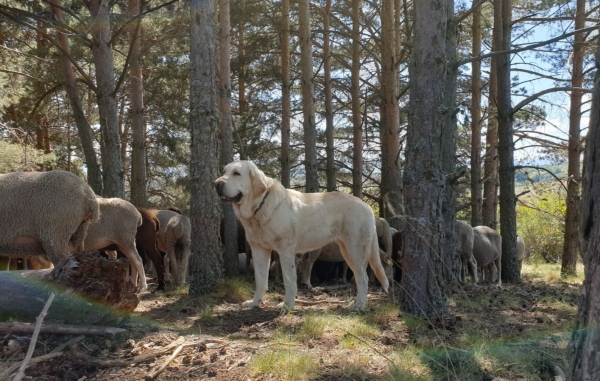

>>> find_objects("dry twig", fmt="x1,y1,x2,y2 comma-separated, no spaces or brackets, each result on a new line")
0,322,126,336
12,292,55,381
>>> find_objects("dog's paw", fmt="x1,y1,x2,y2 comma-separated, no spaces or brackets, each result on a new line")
276,302,295,312
349,302,366,312
242,300,261,309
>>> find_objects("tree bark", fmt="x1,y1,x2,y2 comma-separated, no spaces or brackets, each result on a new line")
402,0,456,317
324,0,336,192
497,0,519,283
127,0,147,208
380,0,402,229
568,34,600,381
561,0,584,277
218,0,238,276
351,0,362,198
281,0,291,189
299,0,319,193
189,0,224,294
0,251,138,325
470,4,483,227
482,1,500,230
88,0,124,198
49,0,102,195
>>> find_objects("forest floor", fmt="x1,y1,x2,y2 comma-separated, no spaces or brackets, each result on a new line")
0,262,583,381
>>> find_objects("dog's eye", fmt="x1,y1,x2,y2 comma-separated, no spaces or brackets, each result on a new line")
233,171,241,176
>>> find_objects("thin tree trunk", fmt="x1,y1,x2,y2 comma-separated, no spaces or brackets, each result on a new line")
402,0,456,317
470,4,483,227
128,0,147,208
324,0,336,192
218,0,238,276
497,0,519,283
561,0,584,277
568,34,600,381
88,0,124,198
351,0,362,198
482,11,500,230
380,0,402,229
238,28,247,115
189,0,223,294
281,0,291,188
49,0,102,195
299,0,319,193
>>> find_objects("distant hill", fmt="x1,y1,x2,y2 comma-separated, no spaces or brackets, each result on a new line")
515,162,568,185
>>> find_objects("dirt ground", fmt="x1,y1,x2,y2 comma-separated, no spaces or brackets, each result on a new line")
0,270,582,381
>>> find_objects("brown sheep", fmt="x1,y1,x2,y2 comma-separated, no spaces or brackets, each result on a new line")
102,208,166,291
0,170,99,265
83,198,147,291
151,209,192,285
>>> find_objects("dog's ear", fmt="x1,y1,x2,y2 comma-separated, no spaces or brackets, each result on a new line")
249,167,267,198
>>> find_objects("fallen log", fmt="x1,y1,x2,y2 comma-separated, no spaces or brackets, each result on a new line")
0,251,139,325
0,322,126,335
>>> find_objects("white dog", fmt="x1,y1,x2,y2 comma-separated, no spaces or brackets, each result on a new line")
214,161,389,311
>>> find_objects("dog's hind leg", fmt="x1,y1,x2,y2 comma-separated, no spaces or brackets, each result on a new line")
337,240,369,311
242,246,271,309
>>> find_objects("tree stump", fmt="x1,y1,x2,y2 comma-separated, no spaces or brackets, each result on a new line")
0,251,139,325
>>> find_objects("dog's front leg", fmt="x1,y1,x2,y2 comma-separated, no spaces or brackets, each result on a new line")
242,246,271,308
278,251,298,310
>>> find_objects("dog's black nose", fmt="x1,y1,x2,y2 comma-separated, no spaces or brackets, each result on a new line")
214,179,224,194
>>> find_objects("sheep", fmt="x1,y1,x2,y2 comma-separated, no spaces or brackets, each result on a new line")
376,217,393,258
0,170,99,265
517,235,526,265
83,197,148,292
472,225,502,286
299,241,393,289
456,220,478,284
151,209,192,285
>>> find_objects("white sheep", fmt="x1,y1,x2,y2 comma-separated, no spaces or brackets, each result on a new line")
83,197,148,292
456,220,477,284
151,209,192,285
0,170,99,264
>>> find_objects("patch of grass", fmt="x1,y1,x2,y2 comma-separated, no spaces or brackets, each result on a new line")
248,349,318,381
214,278,253,303
402,314,425,330
386,349,432,381
367,302,401,326
521,260,584,283
421,347,485,381
296,313,328,340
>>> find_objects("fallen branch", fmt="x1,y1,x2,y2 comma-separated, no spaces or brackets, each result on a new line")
0,352,63,380
0,322,126,336
311,284,351,292
70,337,227,368
13,292,55,381
295,298,349,305
50,335,85,354
145,341,198,380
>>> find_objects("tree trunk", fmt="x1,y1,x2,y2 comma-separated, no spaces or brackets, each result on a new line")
380,0,402,229
497,0,519,283
299,0,319,193
470,4,483,228
568,34,600,381
127,0,147,208
482,4,500,230
402,0,456,317
561,0,584,277
0,251,138,325
189,0,224,294
218,0,238,276
324,0,336,192
351,0,362,198
238,28,247,115
281,0,291,189
50,0,103,195
88,0,124,198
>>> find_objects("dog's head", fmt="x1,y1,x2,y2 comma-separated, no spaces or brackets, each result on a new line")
214,161,269,219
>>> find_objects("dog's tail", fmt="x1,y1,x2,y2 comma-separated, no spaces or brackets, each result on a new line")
368,233,390,293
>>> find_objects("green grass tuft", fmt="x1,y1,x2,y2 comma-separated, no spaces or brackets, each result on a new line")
248,349,318,381
214,278,253,303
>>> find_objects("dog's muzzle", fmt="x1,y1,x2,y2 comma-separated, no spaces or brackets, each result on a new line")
214,179,242,203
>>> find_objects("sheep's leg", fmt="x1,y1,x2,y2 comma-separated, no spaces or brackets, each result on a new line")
41,240,69,268
167,245,180,285
178,241,191,284
117,242,148,292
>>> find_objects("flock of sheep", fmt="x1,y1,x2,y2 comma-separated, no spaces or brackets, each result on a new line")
0,170,525,294
0,170,191,292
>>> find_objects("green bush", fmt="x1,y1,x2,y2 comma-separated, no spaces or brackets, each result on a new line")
516,191,565,263
0,141,56,174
